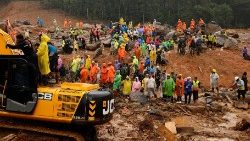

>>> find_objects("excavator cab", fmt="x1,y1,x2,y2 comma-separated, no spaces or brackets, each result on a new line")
0,56,38,113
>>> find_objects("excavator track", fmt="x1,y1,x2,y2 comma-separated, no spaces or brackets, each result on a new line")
0,119,87,141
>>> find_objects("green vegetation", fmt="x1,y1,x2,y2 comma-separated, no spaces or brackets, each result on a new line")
2,0,250,27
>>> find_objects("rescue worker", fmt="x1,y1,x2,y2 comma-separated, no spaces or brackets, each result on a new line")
113,70,122,95
210,69,219,93
242,72,248,97
107,62,116,86
122,76,132,96
182,22,187,32
142,74,149,96
85,55,91,70
134,45,141,60
141,41,148,57
80,66,89,83
192,77,201,103
184,77,193,104
118,44,127,62
132,77,141,93
198,18,205,26
101,63,108,86
37,34,51,84
89,61,99,83
147,75,156,98
150,47,157,65
176,19,183,31
163,74,175,102
175,74,184,103
7,34,38,88
70,56,81,82
233,77,245,103
64,18,68,28
190,19,196,31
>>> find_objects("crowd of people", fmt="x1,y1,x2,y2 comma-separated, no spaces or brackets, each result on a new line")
3,17,249,104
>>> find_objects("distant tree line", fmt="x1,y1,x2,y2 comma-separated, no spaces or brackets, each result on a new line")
4,0,250,28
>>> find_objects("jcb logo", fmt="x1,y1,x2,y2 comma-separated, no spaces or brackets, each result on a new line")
103,99,115,115
38,93,53,101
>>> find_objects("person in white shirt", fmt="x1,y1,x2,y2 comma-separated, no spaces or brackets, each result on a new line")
147,75,156,98
210,69,219,93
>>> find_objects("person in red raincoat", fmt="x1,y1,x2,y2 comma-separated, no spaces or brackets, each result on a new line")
107,62,116,85
175,74,184,103
176,19,182,31
190,19,196,30
89,61,99,83
118,45,127,62
80,66,89,83
134,45,141,60
101,63,108,85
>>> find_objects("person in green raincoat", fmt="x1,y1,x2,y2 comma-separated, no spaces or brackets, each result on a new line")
113,70,122,92
122,76,132,96
163,74,176,102
141,42,148,57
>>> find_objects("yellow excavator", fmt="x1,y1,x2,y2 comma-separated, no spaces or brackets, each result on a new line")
0,29,114,126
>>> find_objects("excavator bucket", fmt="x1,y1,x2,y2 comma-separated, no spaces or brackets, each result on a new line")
0,29,15,55
0,29,23,55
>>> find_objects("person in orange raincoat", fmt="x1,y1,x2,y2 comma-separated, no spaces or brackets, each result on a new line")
175,74,184,103
118,44,127,62
101,63,108,85
176,19,182,31
190,19,196,30
79,21,84,28
68,19,72,28
89,61,99,83
146,36,152,44
64,18,68,28
182,22,187,32
80,66,89,83
134,45,141,60
139,61,145,74
107,62,116,84
198,18,205,26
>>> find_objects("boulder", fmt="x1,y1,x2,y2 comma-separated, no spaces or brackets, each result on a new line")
165,122,177,134
86,42,101,51
224,37,238,49
206,22,222,34
157,125,177,141
129,92,148,103
234,102,249,110
235,119,250,131
154,25,169,35
165,31,176,40
102,38,111,48
216,35,228,46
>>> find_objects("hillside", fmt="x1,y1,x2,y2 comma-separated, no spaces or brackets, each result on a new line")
0,1,80,26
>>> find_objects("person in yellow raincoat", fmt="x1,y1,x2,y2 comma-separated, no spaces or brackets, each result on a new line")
122,76,132,96
150,47,157,65
85,55,91,70
37,34,51,76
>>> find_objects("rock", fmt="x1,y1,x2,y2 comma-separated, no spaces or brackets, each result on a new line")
86,42,101,51
176,126,195,134
102,38,111,48
235,119,250,131
47,27,56,33
154,25,168,35
165,122,177,134
206,23,222,34
0,134,17,141
216,35,228,46
129,92,148,103
166,31,176,39
186,105,206,113
224,37,238,49
234,102,249,110
157,125,177,141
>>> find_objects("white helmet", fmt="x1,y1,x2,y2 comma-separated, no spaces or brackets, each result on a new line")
235,76,239,81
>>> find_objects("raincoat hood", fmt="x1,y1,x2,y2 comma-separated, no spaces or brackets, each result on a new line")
41,34,50,43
